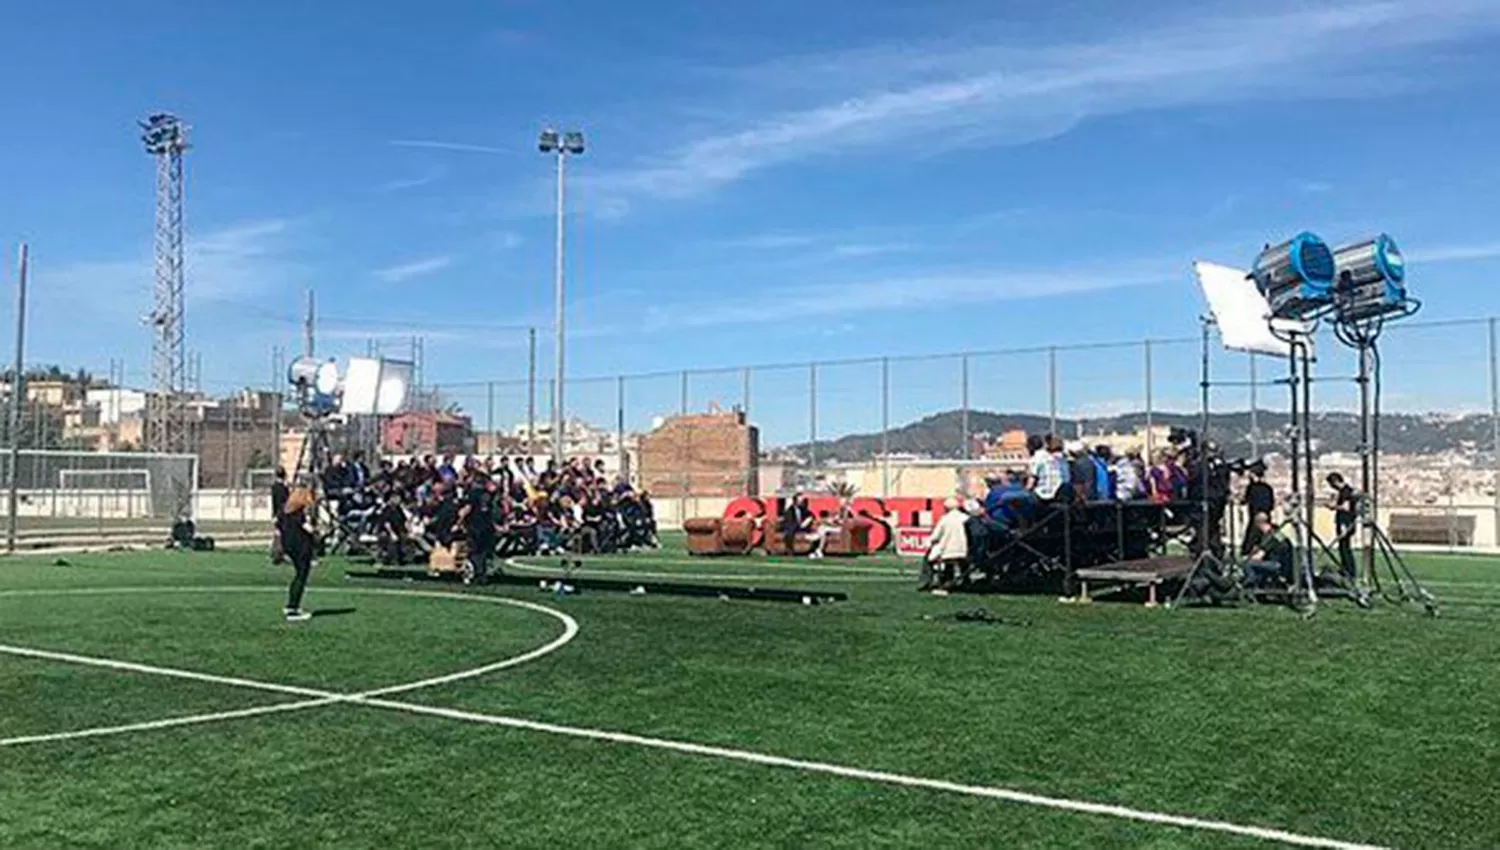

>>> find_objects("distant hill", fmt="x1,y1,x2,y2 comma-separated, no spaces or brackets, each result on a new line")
782,409,1495,463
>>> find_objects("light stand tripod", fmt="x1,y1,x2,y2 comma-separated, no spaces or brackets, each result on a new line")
1334,318,1439,616
1172,316,1233,606
1271,326,1332,616
290,414,346,551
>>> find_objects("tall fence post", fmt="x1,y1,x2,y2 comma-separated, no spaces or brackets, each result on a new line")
1249,351,1259,459
680,370,690,524
961,354,971,460
809,363,819,475
1047,346,1058,438
741,367,752,421
1490,317,1498,544
6,243,28,553
616,375,626,486
486,381,495,452
527,328,537,460
1144,340,1155,461
881,357,891,498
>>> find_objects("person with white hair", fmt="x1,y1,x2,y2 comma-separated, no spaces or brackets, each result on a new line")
921,496,970,592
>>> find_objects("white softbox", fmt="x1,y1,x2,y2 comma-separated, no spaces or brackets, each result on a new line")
340,357,413,415
1194,261,1306,358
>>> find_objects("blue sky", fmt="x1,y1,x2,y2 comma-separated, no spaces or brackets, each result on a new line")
4,0,1500,444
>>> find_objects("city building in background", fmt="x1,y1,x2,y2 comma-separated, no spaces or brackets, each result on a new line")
638,407,758,498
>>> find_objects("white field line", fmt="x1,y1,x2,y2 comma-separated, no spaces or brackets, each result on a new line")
0,698,341,747
352,696,1388,850
0,587,578,746
0,585,1393,849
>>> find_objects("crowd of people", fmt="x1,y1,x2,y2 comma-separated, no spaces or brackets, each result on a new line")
918,433,1207,591
277,451,658,587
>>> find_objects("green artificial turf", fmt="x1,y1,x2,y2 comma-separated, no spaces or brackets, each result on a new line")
0,544,1496,849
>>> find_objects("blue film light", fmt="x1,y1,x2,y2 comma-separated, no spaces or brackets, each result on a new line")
1332,234,1410,322
1250,231,1336,320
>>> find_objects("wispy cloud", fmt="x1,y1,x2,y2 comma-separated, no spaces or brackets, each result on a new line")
378,166,448,192
830,242,913,258
583,1,1500,209
1408,241,1500,264
37,218,300,314
633,263,1169,332
373,255,454,283
388,139,511,155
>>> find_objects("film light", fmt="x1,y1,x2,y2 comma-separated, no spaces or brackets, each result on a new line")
1332,234,1408,322
288,356,341,416
1250,232,1336,320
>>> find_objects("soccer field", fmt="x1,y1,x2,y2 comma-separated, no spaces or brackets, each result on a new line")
1,543,1497,849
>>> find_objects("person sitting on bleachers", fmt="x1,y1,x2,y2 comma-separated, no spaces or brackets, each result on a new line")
1091,445,1116,501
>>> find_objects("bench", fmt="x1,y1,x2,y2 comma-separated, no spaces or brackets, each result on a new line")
1074,555,1197,607
1388,513,1474,546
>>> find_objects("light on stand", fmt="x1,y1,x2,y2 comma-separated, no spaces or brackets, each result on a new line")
1331,234,1413,324
1251,232,1336,321
288,356,340,416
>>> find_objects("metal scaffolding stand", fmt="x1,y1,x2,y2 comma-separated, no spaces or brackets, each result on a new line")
1334,319,1439,616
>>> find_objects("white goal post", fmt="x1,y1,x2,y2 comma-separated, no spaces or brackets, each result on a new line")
58,469,153,493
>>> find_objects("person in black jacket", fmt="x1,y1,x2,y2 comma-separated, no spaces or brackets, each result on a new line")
1239,463,1274,555
269,467,289,565
279,487,318,622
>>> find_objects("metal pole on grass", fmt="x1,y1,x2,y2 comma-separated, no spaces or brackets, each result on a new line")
881,357,890,498
961,354,971,460
6,244,29,553
527,327,537,460
1490,318,1499,543
1144,340,1154,461
1047,346,1058,437
809,363,819,473
1249,352,1260,459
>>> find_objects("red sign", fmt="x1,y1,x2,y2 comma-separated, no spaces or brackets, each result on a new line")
721,496,956,554
895,527,932,558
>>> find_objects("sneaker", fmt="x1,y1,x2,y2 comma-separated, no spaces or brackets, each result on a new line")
284,609,312,623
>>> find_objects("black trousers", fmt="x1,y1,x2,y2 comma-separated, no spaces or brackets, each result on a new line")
1335,524,1357,581
286,540,314,611
467,531,495,580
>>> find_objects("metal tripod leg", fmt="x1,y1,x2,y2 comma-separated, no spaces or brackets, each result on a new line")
1366,521,1440,616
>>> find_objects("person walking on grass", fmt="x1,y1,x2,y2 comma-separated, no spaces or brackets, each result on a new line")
280,486,318,623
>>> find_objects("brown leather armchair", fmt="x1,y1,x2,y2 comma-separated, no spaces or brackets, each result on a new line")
684,517,755,556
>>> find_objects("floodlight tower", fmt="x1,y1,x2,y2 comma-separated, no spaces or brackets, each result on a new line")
538,128,584,466
141,113,190,454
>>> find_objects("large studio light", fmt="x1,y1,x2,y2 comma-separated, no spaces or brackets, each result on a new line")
1250,232,1336,321
288,356,341,416
1332,234,1410,323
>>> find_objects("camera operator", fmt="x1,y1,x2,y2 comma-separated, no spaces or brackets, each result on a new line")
1326,473,1359,582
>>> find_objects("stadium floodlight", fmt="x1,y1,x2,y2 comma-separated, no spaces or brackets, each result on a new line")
139,113,189,155
539,127,585,465
1332,234,1412,323
1250,231,1336,321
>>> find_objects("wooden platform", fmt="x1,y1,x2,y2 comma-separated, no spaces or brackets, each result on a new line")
1074,555,1196,607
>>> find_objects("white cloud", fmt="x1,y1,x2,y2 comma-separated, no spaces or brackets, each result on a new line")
635,263,1170,332
583,1,1500,208
830,242,913,258
373,255,453,283
378,166,448,192
388,139,511,155
1408,241,1500,264
36,218,299,314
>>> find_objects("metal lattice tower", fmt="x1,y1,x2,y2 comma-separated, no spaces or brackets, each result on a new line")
141,113,190,454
